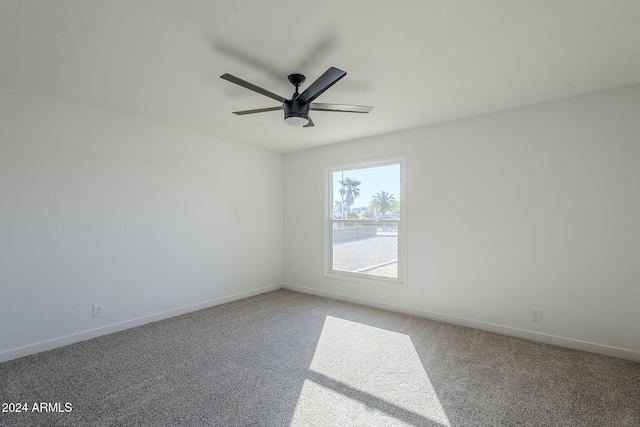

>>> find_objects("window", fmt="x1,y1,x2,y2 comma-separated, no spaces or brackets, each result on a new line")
324,155,407,287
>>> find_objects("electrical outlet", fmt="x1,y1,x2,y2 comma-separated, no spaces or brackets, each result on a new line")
531,308,542,322
92,304,103,318
292,270,298,280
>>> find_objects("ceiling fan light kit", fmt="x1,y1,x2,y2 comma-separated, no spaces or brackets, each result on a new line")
284,116,309,127
221,66,372,128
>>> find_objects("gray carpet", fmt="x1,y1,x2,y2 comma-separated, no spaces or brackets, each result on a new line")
1,289,639,426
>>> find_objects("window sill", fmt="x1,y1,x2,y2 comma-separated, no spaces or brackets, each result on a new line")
323,270,407,289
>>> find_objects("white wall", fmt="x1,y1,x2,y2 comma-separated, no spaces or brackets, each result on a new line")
283,85,640,361
2,82,638,364
0,85,283,362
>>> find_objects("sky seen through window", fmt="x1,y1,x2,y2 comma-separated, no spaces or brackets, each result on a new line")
332,164,400,213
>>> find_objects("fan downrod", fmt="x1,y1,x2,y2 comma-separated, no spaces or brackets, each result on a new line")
288,73,306,96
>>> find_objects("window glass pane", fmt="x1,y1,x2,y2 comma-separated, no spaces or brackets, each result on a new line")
332,222,398,279
328,159,403,283
332,164,400,220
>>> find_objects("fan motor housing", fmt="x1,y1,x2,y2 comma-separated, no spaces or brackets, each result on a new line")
284,100,310,121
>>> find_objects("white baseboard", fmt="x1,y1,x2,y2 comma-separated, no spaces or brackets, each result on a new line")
0,284,282,363
282,283,640,363
5,283,638,364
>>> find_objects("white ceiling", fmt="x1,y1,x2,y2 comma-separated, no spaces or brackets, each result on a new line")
1,1,639,153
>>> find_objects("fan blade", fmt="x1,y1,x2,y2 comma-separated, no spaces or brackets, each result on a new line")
221,73,288,103
310,103,373,113
303,116,315,127
232,106,283,115
296,67,347,104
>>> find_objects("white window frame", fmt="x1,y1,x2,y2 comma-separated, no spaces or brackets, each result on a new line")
323,154,407,288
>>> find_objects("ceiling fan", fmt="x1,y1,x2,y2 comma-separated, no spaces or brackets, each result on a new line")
220,67,372,127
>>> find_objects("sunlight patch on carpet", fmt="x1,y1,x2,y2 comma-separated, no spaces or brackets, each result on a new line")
289,316,451,426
